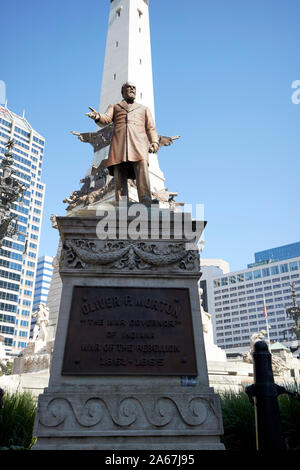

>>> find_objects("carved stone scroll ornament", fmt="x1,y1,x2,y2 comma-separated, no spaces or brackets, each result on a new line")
60,239,198,271
36,393,221,432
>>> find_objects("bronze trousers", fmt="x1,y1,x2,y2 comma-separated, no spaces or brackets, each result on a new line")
113,160,152,205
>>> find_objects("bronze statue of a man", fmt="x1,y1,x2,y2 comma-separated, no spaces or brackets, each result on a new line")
86,82,159,205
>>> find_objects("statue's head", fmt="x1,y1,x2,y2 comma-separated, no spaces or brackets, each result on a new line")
121,82,136,101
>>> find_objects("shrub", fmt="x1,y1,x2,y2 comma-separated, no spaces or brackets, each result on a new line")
219,382,300,450
278,382,300,451
0,390,37,450
219,389,256,450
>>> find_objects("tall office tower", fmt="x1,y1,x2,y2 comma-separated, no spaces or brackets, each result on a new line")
91,0,165,193
30,256,53,338
210,245,300,353
0,105,46,356
33,256,54,310
200,259,230,313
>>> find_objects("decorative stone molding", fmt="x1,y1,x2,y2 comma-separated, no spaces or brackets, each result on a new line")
23,353,51,373
12,339,54,375
60,239,199,273
35,389,223,436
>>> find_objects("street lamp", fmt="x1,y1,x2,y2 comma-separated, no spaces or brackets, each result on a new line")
0,139,26,246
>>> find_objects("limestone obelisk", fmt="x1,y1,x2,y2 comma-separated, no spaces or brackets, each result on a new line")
92,0,165,192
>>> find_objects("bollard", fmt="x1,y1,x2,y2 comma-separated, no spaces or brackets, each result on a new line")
245,341,286,450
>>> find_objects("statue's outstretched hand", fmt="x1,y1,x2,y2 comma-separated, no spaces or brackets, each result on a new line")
71,131,85,142
85,106,100,121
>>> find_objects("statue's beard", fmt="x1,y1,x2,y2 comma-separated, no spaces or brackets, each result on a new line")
123,92,136,103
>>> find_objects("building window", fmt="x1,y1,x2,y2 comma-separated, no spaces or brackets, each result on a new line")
262,267,270,277
114,74,116,80
254,270,261,279
280,264,289,274
289,261,298,271
271,265,279,275
245,272,253,281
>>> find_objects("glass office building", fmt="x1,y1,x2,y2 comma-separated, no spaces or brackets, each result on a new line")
30,256,53,338
0,105,45,356
33,256,54,311
254,242,300,264
212,250,300,352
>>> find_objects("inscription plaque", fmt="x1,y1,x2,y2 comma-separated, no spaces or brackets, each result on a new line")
62,286,198,375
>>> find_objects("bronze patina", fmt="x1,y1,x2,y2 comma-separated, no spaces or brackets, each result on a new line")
62,286,198,376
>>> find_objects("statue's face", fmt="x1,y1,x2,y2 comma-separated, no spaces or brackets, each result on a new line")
122,83,136,101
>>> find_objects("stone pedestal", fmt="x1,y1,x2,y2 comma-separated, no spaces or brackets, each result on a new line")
33,207,224,450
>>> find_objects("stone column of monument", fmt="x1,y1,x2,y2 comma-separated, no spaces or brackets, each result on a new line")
93,0,165,192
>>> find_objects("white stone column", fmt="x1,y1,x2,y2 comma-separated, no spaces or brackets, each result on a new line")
92,0,165,191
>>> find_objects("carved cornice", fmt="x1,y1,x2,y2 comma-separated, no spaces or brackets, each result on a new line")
60,239,199,273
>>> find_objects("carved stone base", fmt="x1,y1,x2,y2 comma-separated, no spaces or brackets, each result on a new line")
12,340,54,375
33,385,224,450
33,210,224,450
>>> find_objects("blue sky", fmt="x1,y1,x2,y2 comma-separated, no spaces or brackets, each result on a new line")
0,0,299,272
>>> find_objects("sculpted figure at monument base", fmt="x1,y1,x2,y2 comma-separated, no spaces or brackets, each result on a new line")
12,305,53,375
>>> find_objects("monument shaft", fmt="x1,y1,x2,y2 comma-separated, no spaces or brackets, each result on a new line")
93,0,165,190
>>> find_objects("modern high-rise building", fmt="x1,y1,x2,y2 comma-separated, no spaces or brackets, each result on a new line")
33,256,54,310
200,259,230,313
30,256,53,339
253,242,300,265
210,245,300,353
0,105,46,356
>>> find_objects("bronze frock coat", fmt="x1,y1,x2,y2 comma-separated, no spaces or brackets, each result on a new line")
95,100,159,177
